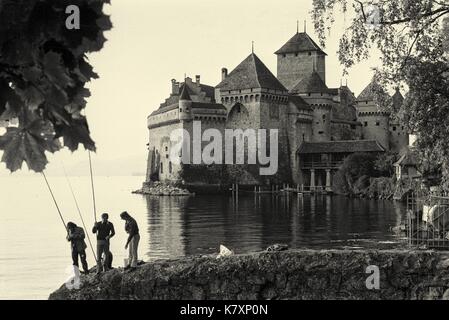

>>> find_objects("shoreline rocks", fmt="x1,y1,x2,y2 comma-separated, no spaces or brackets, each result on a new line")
49,249,449,300
133,182,193,196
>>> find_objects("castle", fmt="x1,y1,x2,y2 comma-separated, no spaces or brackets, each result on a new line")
145,30,408,190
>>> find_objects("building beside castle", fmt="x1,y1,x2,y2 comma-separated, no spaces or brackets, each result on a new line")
145,30,409,190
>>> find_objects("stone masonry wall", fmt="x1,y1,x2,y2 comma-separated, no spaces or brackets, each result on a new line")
49,249,449,300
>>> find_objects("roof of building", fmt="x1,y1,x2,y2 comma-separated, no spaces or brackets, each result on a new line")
297,140,385,154
289,71,330,94
158,80,216,109
392,88,404,109
216,53,287,91
150,104,179,116
289,95,312,111
357,79,390,102
275,32,326,55
179,83,191,100
394,149,418,167
149,101,226,117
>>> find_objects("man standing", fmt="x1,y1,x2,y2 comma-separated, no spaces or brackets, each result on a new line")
120,211,140,271
92,213,115,274
66,222,89,274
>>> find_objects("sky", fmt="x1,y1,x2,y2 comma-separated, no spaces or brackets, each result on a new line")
0,0,381,176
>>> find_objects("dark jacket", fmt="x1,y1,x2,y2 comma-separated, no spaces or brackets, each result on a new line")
67,226,87,252
92,221,115,241
125,217,139,242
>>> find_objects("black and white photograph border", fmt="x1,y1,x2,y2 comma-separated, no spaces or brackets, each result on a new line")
0,0,449,307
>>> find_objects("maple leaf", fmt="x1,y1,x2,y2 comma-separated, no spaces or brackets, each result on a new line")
43,51,73,88
0,118,60,172
0,0,111,172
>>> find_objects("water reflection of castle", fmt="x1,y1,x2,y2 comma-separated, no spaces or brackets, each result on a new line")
144,195,404,258
145,30,409,189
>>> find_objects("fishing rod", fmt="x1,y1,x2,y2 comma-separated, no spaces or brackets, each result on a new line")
42,171,67,231
61,163,98,262
88,151,97,223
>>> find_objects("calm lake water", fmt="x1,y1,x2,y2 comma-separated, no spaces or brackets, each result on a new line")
0,176,407,299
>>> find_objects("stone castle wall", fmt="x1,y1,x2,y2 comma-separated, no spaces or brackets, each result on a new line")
277,52,325,90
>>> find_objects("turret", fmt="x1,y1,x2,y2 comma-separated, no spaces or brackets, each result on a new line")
290,71,332,142
179,84,193,121
356,80,391,150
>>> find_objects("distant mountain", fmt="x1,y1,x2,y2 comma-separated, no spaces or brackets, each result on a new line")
0,153,147,177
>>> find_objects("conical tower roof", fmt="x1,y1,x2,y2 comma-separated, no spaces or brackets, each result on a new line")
357,79,389,102
289,71,329,94
179,83,191,101
275,32,326,55
392,88,404,109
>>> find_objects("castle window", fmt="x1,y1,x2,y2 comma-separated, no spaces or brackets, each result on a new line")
364,121,368,127
166,154,169,159
318,131,324,135
351,125,356,130
376,121,380,126
393,126,397,131
180,108,182,112
283,54,286,58
308,52,312,56
160,162,163,174
322,114,326,120
169,162,172,173
165,146,168,152
308,93,311,96
295,52,298,57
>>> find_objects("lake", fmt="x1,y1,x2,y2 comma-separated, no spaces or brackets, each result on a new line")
0,176,406,299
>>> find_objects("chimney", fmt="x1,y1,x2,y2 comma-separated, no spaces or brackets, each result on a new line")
221,68,228,81
171,79,179,95
195,75,200,85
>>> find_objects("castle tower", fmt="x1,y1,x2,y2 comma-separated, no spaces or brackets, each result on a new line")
215,52,291,183
290,71,332,142
389,88,409,152
356,80,391,150
275,31,327,91
178,84,193,121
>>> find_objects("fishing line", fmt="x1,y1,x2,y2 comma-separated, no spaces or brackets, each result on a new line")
88,151,97,223
61,163,98,262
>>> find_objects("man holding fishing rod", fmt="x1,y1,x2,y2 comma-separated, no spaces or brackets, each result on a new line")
92,213,115,274
66,222,90,275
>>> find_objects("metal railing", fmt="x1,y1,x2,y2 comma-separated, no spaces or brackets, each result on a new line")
407,193,449,249
300,161,343,169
